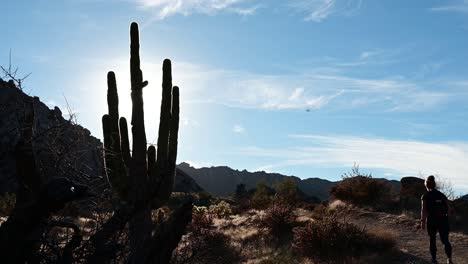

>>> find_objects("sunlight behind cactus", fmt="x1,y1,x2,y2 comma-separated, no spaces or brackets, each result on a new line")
101,22,186,263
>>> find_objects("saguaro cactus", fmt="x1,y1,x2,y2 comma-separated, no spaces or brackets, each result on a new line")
101,22,184,263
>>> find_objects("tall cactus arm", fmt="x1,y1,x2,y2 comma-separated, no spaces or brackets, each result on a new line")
107,72,122,155
119,117,131,167
129,22,148,197
168,86,180,174
130,21,148,159
103,72,128,199
156,59,172,168
130,22,148,90
157,86,179,200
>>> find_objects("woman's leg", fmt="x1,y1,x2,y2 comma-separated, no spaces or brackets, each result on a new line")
439,219,452,259
429,232,437,260
428,223,438,261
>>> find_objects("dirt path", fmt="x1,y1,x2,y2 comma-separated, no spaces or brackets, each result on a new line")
353,210,468,264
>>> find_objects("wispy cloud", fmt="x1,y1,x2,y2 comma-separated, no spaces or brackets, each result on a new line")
80,55,460,114
430,0,468,13
134,0,260,19
131,0,364,21
239,135,468,193
289,0,362,22
233,124,246,133
171,61,454,112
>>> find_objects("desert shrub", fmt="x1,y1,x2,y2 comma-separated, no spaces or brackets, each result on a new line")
172,205,241,264
195,191,213,206
258,203,296,240
232,198,251,215
330,166,392,209
0,192,16,216
192,206,213,228
309,203,331,221
209,201,232,218
235,183,248,200
251,182,274,209
274,179,299,206
233,183,251,214
292,213,396,263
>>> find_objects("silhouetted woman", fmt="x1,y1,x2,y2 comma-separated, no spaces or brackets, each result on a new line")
421,175,453,264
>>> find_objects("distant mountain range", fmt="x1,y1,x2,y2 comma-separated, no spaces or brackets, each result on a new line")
177,162,401,201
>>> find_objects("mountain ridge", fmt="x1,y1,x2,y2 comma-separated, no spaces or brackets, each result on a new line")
177,162,401,201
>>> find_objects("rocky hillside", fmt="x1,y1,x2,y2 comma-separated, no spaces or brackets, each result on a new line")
0,79,202,195
0,79,104,194
177,162,401,201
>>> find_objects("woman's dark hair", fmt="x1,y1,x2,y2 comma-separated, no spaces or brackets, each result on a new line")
425,175,436,190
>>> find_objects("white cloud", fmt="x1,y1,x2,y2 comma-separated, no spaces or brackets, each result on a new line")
184,160,213,168
289,0,362,22
238,135,468,193
233,124,246,133
134,0,259,19
430,1,468,13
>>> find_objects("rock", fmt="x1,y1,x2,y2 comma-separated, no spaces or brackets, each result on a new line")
400,176,425,212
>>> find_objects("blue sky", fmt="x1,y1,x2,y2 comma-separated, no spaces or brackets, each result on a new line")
2,0,468,194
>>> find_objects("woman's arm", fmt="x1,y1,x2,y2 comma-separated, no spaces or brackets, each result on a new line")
421,199,427,230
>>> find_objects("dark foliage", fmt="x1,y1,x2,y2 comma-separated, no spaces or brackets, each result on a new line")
330,166,393,209
292,213,396,263
258,203,296,241
172,208,241,264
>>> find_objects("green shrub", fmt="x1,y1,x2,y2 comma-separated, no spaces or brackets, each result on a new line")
209,201,232,218
235,183,248,200
251,182,273,209
274,179,299,206
330,166,392,208
195,191,213,206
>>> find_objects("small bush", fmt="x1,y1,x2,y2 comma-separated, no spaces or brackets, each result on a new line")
292,213,396,262
235,183,248,200
191,206,213,230
258,203,296,240
172,205,241,264
195,191,213,206
209,201,232,218
0,192,16,216
231,198,250,215
274,179,299,206
251,182,274,209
